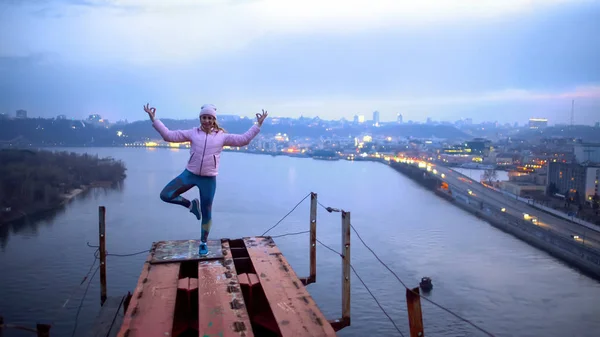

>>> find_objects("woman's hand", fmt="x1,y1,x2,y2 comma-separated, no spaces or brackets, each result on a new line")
144,103,156,122
256,109,268,126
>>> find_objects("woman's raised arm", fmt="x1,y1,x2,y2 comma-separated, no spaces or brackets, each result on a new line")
145,103,192,143
223,109,268,146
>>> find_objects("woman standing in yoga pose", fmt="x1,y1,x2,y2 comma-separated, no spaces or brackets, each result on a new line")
144,103,268,255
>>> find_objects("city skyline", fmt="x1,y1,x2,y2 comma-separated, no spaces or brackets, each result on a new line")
6,107,599,129
1,0,599,124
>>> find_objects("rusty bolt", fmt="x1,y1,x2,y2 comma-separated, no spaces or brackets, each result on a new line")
233,321,246,332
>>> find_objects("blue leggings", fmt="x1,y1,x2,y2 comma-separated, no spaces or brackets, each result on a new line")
160,169,216,242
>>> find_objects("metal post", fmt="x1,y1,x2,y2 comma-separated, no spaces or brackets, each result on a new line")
330,210,352,331
99,206,107,305
309,192,317,284
341,210,351,326
406,287,424,337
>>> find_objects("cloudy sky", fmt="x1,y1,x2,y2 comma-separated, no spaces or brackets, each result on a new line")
1,0,599,124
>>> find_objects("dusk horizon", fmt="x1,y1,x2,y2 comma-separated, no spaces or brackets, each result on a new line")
2,0,599,125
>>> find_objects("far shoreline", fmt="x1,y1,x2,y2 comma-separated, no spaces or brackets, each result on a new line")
0,181,120,227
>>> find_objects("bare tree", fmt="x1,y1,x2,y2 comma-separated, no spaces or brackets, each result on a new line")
482,168,498,185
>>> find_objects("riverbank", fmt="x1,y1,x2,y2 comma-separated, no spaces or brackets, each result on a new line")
0,149,126,226
388,160,600,281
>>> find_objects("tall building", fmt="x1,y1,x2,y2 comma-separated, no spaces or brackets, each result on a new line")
528,118,548,129
465,138,492,156
397,113,403,124
547,162,599,203
372,111,380,126
16,109,27,118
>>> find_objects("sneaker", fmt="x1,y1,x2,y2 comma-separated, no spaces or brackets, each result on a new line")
189,198,201,220
199,242,209,256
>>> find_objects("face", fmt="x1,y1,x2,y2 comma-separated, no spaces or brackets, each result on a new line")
200,115,215,128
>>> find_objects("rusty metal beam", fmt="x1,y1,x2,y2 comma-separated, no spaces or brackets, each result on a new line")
116,255,180,337
406,287,425,337
245,237,337,336
99,206,107,306
197,240,253,337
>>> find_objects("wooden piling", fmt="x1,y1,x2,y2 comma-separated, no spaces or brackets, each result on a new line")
99,206,107,306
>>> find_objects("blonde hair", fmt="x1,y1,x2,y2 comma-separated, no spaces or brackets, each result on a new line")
213,120,226,133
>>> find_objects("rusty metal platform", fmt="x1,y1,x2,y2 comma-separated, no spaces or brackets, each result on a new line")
115,236,339,337
150,239,223,264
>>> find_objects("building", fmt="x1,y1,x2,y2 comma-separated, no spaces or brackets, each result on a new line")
500,181,546,197
464,138,492,156
574,143,600,164
509,170,547,186
528,118,548,129
88,114,102,123
396,113,403,124
494,152,520,166
584,167,600,204
437,153,474,165
372,111,380,126
16,109,27,119
547,162,599,203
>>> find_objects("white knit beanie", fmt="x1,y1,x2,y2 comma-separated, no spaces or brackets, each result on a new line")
200,104,217,118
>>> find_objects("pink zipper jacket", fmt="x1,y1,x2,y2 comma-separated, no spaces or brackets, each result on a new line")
152,119,261,176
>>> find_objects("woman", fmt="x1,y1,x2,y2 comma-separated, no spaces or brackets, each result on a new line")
144,103,268,256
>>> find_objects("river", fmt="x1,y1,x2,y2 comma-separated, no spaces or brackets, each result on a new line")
1,148,599,337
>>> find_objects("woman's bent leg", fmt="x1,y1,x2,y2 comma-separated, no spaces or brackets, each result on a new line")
197,177,217,252
159,170,195,208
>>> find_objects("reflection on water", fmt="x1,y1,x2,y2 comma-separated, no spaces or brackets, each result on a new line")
0,184,124,251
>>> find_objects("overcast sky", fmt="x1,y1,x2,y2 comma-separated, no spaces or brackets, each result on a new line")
1,0,599,124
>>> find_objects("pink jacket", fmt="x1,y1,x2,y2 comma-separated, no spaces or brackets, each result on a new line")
152,119,261,176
